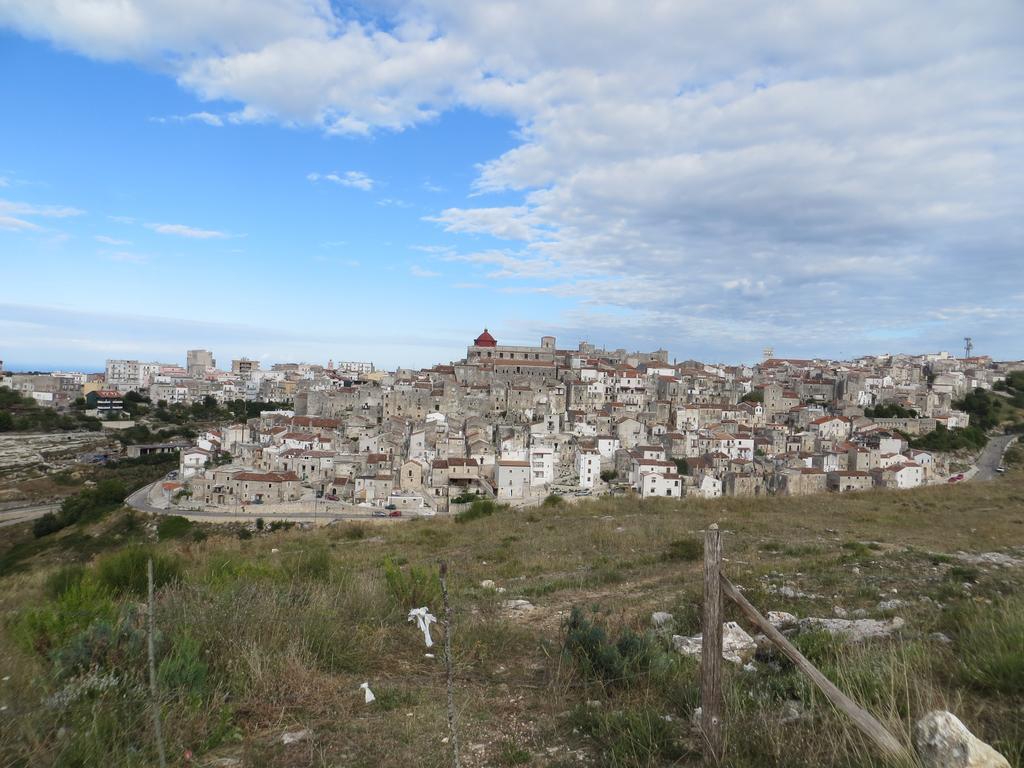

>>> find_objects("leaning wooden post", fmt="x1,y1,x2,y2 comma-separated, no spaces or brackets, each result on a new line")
439,561,462,768
147,557,168,768
701,524,723,764
719,575,912,762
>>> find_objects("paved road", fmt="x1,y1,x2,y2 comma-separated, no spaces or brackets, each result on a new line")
971,434,1017,481
0,502,61,529
125,481,417,523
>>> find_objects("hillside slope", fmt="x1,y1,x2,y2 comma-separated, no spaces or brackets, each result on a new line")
1,455,1023,767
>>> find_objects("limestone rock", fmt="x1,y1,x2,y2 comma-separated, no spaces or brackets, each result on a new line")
878,598,907,612
913,710,1009,768
651,611,674,628
955,552,1024,568
799,616,904,642
767,611,797,629
502,599,534,613
672,621,756,664
281,729,311,745
480,579,496,589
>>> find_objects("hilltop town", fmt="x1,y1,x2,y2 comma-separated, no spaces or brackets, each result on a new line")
4,331,1019,520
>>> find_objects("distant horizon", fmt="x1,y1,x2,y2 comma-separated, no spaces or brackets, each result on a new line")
2,342,1012,377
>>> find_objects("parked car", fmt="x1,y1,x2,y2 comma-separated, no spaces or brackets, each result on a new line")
324,493,338,501
948,473,965,483
995,466,1006,473
371,510,387,518
388,509,402,517
384,503,397,510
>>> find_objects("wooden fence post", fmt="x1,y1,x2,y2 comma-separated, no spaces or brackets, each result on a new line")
147,557,168,768
719,574,912,762
701,524,723,764
439,561,462,768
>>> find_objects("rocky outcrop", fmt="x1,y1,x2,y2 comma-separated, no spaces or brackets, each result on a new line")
672,621,757,664
914,710,1009,768
798,616,904,642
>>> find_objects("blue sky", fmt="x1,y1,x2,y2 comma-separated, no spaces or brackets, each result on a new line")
1,2,1022,371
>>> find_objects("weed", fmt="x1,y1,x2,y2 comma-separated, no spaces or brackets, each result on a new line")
455,498,502,523
952,595,1024,695
45,563,86,599
158,633,210,699
568,705,685,768
96,546,182,597
498,739,533,765
381,556,440,609
157,515,193,540
662,537,700,562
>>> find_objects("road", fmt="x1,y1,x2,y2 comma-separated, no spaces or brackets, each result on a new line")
125,480,417,523
0,502,61,529
970,434,1017,481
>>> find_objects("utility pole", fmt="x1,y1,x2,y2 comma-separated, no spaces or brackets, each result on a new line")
963,337,973,359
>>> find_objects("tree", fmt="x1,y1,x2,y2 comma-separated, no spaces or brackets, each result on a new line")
741,390,764,403
673,458,689,475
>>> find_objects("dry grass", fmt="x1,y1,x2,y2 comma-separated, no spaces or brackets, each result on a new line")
0,471,1022,766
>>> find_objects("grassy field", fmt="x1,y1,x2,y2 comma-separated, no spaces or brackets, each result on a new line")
1,453,1022,767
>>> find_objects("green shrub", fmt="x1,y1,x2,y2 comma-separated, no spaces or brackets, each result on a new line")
13,578,118,658
662,537,700,562
32,512,64,538
381,556,441,609
543,493,564,507
158,634,210,698
563,608,685,695
96,546,182,597
455,498,500,523
157,515,193,540
45,564,86,599
568,704,684,767
280,547,332,582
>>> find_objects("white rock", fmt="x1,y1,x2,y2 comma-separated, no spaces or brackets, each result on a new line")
281,729,311,745
651,611,674,628
832,605,848,618
799,616,904,642
914,710,1010,768
480,579,496,589
767,611,798,629
955,552,1024,568
672,622,757,665
878,599,907,612
502,599,534,613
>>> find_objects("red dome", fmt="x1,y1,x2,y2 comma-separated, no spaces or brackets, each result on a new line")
474,328,497,347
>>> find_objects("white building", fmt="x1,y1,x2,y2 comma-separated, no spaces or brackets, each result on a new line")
496,460,530,499
529,445,555,487
577,449,600,490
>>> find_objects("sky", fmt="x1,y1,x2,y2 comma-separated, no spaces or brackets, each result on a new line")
1,1,1022,372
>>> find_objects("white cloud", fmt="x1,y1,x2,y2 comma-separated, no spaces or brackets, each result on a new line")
0,215,41,231
0,198,83,231
307,170,374,190
95,234,131,245
146,222,230,239
410,265,440,278
2,1,1022,356
152,111,224,126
